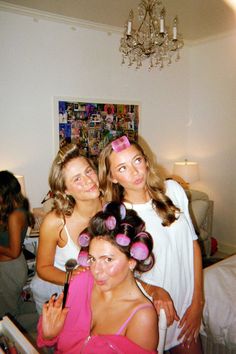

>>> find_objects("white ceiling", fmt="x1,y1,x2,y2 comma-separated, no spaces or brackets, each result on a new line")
1,0,236,41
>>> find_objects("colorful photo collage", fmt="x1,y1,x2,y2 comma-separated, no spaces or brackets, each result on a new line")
58,100,139,163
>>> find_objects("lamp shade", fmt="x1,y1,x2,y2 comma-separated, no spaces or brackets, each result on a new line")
15,175,26,196
173,160,199,184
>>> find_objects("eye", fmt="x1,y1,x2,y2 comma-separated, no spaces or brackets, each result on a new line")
118,165,126,173
74,176,81,182
134,156,143,164
86,167,94,175
88,256,95,264
105,257,113,263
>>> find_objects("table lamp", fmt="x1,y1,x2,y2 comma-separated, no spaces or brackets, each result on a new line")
173,159,199,187
15,175,26,196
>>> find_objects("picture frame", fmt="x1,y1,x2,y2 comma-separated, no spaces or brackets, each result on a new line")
53,97,140,163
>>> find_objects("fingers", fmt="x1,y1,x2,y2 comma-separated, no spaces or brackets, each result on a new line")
72,266,89,277
154,300,179,327
44,292,64,309
194,329,199,342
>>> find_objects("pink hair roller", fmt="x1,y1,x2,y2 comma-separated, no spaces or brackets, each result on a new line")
130,242,149,261
78,232,90,247
116,233,131,246
77,250,89,267
105,215,116,230
111,136,130,153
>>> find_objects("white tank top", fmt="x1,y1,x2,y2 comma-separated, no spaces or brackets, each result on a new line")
54,224,81,271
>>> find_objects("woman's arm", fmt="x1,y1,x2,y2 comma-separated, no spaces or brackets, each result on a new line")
0,210,25,260
177,240,204,345
36,212,67,285
137,279,179,326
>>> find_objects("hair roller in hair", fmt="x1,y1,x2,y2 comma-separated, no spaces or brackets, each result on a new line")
105,215,116,230
78,232,90,247
111,136,130,153
116,233,131,246
130,242,149,261
136,231,152,242
77,250,89,267
119,203,126,220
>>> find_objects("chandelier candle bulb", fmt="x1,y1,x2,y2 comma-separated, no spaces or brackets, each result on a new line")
173,18,178,40
160,9,165,33
127,10,133,35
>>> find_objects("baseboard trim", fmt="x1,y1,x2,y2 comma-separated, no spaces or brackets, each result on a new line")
218,241,236,255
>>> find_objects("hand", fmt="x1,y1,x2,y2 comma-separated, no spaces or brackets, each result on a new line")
42,293,69,340
152,287,179,327
72,265,89,277
177,300,203,347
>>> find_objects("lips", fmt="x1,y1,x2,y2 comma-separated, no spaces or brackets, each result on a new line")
87,185,98,192
95,279,106,286
134,177,144,185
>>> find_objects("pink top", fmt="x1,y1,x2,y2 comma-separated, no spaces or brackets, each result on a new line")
37,271,157,354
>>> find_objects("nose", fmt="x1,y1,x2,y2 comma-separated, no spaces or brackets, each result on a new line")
82,174,93,185
92,260,104,275
130,163,139,175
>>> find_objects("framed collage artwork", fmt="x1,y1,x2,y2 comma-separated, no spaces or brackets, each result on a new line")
54,97,140,164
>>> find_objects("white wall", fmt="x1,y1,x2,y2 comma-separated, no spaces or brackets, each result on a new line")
188,34,236,251
0,9,235,250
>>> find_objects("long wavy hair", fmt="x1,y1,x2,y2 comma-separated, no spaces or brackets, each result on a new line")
0,170,34,229
98,139,179,227
49,144,97,217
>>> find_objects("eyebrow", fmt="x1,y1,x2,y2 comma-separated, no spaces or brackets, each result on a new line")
88,253,115,259
114,153,142,168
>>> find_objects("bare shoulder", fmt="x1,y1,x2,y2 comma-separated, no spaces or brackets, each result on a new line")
134,303,157,327
39,210,63,240
126,302,158,350
8,209,26,225
41,209,63,229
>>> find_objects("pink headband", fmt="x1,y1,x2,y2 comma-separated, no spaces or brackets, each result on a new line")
111,136,130,153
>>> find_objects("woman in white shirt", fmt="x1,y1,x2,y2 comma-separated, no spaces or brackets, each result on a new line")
98,135,203,354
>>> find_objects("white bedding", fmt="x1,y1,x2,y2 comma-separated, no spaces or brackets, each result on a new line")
200,255,236,349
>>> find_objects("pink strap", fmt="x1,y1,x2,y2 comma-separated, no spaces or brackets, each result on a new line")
116,304,153,335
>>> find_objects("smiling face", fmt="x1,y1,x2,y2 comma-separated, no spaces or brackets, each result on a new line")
63,157,100,201
88,238,135,291
109,144,148,195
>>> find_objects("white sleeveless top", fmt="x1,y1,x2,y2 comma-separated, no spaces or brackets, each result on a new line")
54,224,81,271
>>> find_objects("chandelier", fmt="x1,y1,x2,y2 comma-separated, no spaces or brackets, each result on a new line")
119,0,184,70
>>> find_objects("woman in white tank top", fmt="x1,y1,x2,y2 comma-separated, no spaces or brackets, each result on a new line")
30,144,102,313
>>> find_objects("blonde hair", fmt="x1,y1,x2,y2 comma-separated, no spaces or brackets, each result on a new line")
98,140,179,227
49,144,96,217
